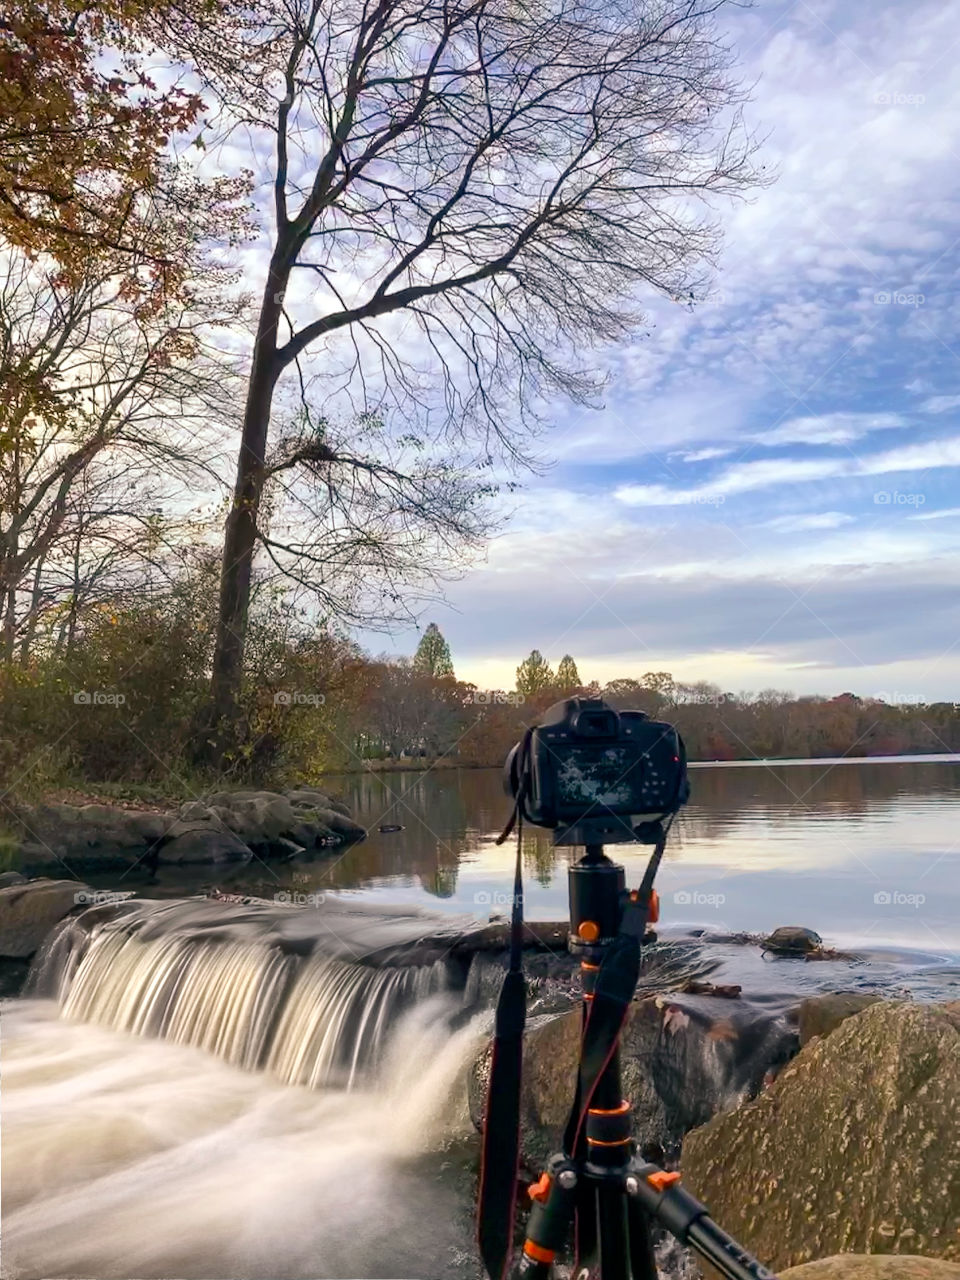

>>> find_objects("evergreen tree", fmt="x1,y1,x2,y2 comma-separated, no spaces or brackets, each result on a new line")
516,649,555,696
413,622,454,677
556,654,581,691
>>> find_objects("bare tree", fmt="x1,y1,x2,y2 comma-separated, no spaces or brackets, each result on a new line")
193,0,762,747
0,245,239,661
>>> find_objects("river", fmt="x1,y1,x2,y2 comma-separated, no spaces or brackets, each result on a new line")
5,757,960,1279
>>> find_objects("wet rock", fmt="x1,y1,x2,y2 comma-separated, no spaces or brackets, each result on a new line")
273,837,307,859
469,991,797,1172
314,807,365,840
761,925,822,955
798,992,885,1046
0,956,31,996
780,1258,960,1280
0,871,27,887
0,878,90,958
157,826,252,865
681,1001,960,1273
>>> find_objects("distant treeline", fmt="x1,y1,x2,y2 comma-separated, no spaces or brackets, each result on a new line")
347,664,960,767
2,597,954,804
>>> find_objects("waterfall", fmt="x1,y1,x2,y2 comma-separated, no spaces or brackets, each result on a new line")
27,896,460,1088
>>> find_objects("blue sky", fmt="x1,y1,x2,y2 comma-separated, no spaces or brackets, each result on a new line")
370,0,960,699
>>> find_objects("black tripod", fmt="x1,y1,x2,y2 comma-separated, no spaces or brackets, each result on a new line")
511,845,778,1280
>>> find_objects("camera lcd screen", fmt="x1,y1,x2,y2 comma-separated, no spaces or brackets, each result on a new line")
554,744,640,809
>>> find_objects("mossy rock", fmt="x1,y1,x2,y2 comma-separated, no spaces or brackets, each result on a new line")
681,1001,960,1274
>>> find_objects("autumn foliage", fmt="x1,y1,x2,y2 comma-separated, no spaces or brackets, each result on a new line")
0,0,248,294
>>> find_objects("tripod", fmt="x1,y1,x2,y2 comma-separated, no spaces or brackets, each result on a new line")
511,845,778,1280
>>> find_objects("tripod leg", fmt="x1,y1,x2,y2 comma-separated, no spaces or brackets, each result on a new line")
596,1183,630,1280
625,1192,658,1280
573,1178,599,1278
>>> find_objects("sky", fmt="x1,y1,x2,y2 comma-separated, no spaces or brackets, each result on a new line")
365,0,960,700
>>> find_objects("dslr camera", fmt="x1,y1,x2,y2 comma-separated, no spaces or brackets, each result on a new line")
504,696,688,845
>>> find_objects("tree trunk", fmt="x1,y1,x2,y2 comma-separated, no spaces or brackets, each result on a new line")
205,262,287,763
2,580,15,664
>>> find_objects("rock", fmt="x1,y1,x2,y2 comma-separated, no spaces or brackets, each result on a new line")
209,804,245,834
211,793,298,843
681,1001,960,1273
125,811,171,843
780,1258,960,1280
273,837,307,859
286,788,334,808
0,878,90,958
8,790,364,873
470,992,797,1171
0,957,31,997
0,871,27,887
313,807,365,841
761,925,822,955
157,827,252,865
15,803,158,870
798,992,885,1046
15,843,69,875
179,801,217,822
286,788,352,818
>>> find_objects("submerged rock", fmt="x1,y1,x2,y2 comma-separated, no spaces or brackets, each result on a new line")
761,925,822,955
681,1000,960,1272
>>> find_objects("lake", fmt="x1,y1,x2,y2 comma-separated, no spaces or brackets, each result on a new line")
246,755,960,959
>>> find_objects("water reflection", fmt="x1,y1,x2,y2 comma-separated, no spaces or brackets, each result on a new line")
136,758,960,957
304,759,960,956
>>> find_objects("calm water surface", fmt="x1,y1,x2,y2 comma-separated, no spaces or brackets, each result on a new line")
245,756,960,958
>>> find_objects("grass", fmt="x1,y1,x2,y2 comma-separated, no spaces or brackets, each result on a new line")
0,828,23,872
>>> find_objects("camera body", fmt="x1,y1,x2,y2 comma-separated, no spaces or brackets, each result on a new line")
505,696,688,845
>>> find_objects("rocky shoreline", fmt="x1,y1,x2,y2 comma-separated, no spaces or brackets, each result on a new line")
3,786,366,877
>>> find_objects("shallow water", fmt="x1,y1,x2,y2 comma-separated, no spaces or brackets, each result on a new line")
2,997,484,1280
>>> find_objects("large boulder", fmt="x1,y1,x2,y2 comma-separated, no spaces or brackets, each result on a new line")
681,1001,960,1272
14,803,165,872
286,788,353,818
470,991,796,1171
157,825,252,865
0,878,91,958
781,1259,960,1280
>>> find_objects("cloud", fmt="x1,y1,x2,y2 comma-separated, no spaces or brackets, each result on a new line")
908,506,960,522
759,512,856,532
672,446,736,462
614,436,960,506
921,395,960,414
753,413,904,447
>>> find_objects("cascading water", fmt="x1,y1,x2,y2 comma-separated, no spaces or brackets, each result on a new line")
4,895,490,1279
27,895,468,1088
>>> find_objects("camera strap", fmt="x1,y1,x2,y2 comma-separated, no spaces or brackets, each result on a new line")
477,728,534,1280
